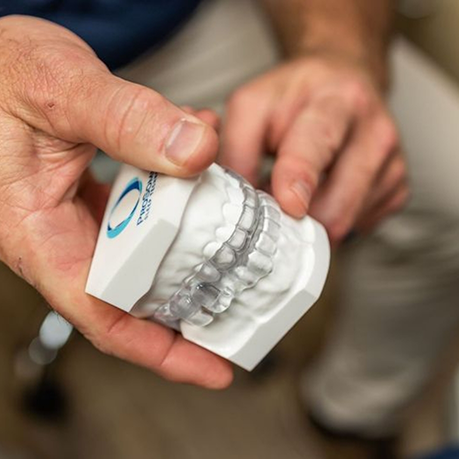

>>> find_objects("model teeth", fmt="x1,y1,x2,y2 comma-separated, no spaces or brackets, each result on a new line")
167,293,213,327
262,204,281,221
213,245,237,269
227,227,248,250
239,205,257,231
196,263,221,282
254,231,276,256
261,217,280,240
233,266,259,288
191,283,220,311
247,251,273,277
153,169,282,328
243,187,258,207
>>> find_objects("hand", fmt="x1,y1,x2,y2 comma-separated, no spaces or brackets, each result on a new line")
220,52,409,244
0,16,232,388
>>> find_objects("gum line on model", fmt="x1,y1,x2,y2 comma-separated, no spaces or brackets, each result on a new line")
86,163,330,370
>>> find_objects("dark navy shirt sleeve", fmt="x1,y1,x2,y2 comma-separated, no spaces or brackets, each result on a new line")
0,0,202,69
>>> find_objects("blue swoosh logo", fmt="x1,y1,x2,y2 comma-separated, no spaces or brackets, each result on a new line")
107,177,143,239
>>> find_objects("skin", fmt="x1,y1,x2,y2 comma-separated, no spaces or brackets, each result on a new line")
0,16,232,389
220,0,409,244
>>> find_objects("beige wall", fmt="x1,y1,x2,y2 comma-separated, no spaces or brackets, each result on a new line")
397,0,459,85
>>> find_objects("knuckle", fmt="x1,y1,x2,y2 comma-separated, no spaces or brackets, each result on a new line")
344,80,373,113
123,86,163,118
314,118,342,153
109,86,161,152
87,312,129,357
227,85,259,112
267,110,290,149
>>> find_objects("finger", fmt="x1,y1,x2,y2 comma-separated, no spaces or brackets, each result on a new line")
360,153,407,214
83,301,234,389
309,115,399,243
357,183,410,232
155,332,233,387
21,208,233,389
271,94,354,218
195,109,221,131
220,87,275,185
181,106,220,131
266,79,310,151
17,67,218,177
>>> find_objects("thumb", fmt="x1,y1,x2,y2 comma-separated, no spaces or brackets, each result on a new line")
69,75,219,176
16,62,218,176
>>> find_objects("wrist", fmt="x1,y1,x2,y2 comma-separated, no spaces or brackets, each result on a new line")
294,40,390,91
261,1,393,91
293,12,391,91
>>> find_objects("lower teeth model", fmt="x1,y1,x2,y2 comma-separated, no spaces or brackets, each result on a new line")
86,164,330,370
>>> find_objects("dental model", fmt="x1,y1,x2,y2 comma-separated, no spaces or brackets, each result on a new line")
86,164,330,370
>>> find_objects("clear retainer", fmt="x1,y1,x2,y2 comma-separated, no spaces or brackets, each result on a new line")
153,170,282,328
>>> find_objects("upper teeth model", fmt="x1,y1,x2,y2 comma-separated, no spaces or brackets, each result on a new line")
86,164,330,370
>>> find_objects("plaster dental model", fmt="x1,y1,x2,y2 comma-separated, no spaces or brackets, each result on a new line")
86,164,330,370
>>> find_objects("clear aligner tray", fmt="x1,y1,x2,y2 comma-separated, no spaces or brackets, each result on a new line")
154,170,282,328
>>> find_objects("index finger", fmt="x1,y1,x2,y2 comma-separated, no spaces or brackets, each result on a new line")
271,94,354,218
220,88,275,185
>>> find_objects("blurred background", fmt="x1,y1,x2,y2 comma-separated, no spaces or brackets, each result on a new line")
2,1,459,458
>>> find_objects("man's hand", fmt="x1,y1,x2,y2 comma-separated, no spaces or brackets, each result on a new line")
221,0,408,245
0,16,232,388
221,53,408,244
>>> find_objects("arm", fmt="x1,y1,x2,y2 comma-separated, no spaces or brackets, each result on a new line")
260,0,394,88
220,0,407,243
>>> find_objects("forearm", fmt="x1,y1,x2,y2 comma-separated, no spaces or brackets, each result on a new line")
260,0,395,88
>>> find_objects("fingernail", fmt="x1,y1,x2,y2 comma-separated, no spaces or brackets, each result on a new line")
166,119,207,167
290,181,311,216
